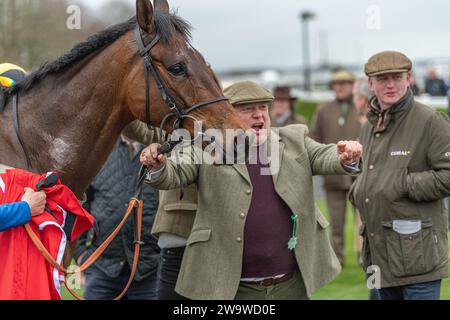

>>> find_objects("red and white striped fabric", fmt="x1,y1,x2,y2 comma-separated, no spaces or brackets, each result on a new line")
0,169,94,300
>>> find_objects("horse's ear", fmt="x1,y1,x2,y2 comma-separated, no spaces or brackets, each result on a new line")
136,0,154,33
154,0,170,13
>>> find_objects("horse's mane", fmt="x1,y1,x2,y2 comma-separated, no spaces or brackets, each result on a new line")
7,12,192,95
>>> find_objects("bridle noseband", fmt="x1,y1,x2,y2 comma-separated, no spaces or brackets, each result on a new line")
133,25,228,135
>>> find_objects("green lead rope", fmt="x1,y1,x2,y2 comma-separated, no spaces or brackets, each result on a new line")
288,214,298,251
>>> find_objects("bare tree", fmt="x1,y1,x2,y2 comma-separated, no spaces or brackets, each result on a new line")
0,0,133,71
96,0,134,26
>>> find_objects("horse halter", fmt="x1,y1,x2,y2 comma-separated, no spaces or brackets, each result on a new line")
133,25,228,135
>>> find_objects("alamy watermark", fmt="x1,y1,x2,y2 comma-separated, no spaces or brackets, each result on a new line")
366,5,381,30
366,265,381,290
66,5,81,30
163,121,281,176
65,265,83,290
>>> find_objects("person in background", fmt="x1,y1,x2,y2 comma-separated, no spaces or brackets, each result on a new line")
350,51,450,300
151,184,197,300
352,78,380,301
310,70,361,266
352,78,371,126
425,68,448,96
270,86,306,127
122,121,195,300
351,78,371,257
409,73,420,96
0,188,46,232
74,135,160,300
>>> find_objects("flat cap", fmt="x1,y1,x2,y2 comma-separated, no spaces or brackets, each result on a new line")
365,51,412,77
224,81,274,105
273,86,296,101
330,70,356,83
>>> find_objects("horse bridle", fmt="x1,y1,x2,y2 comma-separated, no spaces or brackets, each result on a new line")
134,24,235,198
133,25,228,136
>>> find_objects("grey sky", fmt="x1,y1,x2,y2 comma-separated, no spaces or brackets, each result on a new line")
81,0,450,72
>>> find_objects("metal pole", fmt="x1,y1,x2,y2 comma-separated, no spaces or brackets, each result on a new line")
300,11,315,92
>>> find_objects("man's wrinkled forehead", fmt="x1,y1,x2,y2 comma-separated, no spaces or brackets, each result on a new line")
233,102,270,110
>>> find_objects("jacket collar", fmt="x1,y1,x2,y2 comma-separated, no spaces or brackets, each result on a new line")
367,89,413,133
335,95,354,105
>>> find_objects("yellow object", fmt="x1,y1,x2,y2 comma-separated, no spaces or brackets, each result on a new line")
330,70,356,83
0,76,15,87
0,63,26,88
0,63,26,75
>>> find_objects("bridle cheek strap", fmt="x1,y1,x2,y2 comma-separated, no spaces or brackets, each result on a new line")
133,25,228,132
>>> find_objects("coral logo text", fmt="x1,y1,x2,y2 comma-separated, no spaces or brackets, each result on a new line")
390,150,410,157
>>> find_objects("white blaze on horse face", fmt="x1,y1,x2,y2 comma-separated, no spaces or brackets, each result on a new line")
47,137,71,168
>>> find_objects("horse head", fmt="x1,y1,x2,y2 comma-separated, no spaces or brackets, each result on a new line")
125,0,248,147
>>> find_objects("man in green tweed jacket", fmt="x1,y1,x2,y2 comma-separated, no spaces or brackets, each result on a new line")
141,81,362,300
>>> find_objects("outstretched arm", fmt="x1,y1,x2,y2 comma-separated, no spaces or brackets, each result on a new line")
306,136,362,176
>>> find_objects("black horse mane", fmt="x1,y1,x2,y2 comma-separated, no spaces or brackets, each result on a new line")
7,12,192,95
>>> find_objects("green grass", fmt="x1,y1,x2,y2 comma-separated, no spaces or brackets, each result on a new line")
62,287,82,300
62,200,450,300
311,200,367,300
311,200,450,300
296,100,319,126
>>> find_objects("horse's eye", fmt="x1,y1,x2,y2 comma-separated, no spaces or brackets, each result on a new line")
167,63,187,76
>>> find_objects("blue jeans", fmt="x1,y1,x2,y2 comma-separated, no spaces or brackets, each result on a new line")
156,247,189,300
84,264,157,300
377,280,441,300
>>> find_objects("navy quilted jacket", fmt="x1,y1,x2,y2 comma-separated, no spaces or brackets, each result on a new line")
75,139,160,281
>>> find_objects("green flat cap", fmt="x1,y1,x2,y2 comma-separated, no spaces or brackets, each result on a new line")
330,70,356,83
365,51,412,77
224,81,274,105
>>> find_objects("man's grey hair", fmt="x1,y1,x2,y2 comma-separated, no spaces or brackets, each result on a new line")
353,78,372,98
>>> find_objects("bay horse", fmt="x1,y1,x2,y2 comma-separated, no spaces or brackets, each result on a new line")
0,0,246,266
0,0,246,196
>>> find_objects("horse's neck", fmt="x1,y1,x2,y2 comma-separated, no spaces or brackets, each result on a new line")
15,44,133,196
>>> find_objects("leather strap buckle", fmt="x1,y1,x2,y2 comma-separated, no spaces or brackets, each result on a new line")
254,272,295,287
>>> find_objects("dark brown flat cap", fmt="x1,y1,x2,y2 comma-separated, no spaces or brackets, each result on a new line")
365,51,412,77
273,86,296,101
